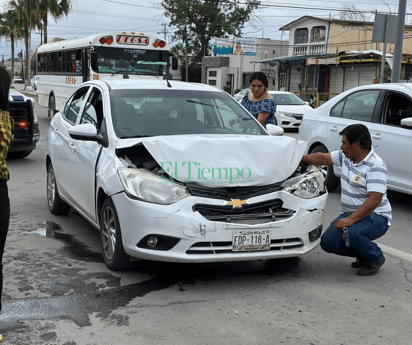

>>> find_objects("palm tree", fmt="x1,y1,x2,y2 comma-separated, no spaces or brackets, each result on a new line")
36,0,71,44
0,10,23,78
7,0,38,81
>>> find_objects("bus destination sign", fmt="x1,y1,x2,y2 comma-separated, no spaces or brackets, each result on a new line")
116,35,149,46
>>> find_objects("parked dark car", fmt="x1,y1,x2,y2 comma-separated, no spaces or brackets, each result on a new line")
8,90,40,159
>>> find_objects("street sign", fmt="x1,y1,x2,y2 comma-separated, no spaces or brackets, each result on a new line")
372,14,398,44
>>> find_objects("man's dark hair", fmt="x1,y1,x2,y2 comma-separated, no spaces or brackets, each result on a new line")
249,71,268,88
339,124,372,150
0,66,11,112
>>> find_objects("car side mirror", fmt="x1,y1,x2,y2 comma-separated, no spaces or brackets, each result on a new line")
401,117,412,129
266,124,284,136
171,56,178,70
69,123,108,147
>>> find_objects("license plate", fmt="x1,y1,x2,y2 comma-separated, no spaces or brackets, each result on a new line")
232,230,271,251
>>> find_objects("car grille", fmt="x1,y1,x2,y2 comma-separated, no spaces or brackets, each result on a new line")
186,237,303,255
192,199,294,224
186,182,282,201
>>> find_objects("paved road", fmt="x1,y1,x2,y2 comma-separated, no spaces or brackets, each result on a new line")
1,91,412,345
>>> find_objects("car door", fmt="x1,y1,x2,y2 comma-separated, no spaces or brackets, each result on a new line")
370,91,412,192
66,87,106,221
53,86,91,208
327,89,381,175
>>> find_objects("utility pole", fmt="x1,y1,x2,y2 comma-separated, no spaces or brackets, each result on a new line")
157,24,169,41
392,0,407,82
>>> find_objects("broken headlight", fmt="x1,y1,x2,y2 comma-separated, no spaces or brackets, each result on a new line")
118,168,190,205
281,165,325,199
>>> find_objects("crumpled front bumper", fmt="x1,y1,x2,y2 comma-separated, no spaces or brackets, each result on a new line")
112,189,328,263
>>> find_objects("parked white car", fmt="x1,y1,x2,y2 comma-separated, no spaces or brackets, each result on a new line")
30,75,39,90
46,78,327,270
13,76,23,84
268,91,312,129
298,83,412,194
234,88,250,102
235,90,311,129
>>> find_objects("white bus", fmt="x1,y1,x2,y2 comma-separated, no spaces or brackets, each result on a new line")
36,31,177,117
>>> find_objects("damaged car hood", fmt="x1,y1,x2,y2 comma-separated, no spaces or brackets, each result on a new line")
116,135,308,187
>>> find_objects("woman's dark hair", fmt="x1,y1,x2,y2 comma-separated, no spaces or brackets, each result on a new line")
339,123,372,150
249,71,268,88
0,66,11,112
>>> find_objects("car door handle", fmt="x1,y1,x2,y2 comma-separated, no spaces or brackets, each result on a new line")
330,126,339,132
372,133,382,140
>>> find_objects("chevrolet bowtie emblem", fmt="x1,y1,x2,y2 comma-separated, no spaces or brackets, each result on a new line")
227,199,246,208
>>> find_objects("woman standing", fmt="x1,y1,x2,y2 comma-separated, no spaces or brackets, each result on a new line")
0,66,13,316
240,72,276,127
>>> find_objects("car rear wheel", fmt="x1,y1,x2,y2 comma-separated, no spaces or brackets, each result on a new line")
48,96,56,118
100,198,132,271
47,163,71,215
310,144,340,192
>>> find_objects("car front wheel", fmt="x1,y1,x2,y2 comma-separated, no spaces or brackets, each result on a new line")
47,163,71,215
100,198,132,271
310,144,340,192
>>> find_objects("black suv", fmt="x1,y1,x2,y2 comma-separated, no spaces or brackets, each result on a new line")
8,90,40,159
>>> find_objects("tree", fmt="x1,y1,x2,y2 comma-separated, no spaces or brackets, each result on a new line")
35,0,71,44
339,3,367,22
7,0,38,80
0,10,23,77
162,0,260,67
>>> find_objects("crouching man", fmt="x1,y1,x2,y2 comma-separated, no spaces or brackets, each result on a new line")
300,124,392,276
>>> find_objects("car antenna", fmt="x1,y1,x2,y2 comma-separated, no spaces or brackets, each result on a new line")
163,73,173,87
123,73,129,79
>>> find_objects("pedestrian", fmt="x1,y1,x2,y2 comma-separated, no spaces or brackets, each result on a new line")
0,66,13,315
300,124,392,276
309,94,316,108
231,72,276,127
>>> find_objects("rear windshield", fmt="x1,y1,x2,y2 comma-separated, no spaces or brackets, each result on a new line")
110,89,267,138
271,93,305,105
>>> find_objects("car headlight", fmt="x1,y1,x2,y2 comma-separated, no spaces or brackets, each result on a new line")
278,111,295,119
118,168,190,205
281,165,325,198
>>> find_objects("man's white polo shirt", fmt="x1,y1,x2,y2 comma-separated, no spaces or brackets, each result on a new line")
331,148,392,225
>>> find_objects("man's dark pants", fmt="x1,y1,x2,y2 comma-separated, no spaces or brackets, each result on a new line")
320,212,389,263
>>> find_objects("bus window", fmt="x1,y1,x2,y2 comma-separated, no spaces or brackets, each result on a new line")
94,47,168,76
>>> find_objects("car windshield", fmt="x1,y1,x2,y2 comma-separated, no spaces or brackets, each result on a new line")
271,93,305,105
110,89,267,138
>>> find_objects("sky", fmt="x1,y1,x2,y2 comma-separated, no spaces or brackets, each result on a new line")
0,0,410,61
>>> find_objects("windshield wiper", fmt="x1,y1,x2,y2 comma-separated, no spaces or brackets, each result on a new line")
186,100,217,108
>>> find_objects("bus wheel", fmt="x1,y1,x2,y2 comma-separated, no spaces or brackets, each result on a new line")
48,96,56,118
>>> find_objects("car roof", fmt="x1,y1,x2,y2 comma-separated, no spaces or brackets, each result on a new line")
267,91,294,95
91,78,224,92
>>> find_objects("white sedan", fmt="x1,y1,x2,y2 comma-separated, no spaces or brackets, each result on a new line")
46,78,327,270
298,83,412,195
268,91,312,129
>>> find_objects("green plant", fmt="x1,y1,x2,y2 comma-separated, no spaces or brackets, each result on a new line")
234,88,241,93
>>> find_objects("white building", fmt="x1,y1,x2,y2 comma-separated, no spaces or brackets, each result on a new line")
202,37,289,94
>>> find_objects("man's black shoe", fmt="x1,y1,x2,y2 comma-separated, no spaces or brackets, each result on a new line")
357,255,385,276
351,257,369,269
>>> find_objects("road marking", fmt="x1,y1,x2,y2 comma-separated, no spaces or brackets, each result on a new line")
378,243,412,263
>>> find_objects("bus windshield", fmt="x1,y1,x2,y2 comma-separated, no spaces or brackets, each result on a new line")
93,47,169,76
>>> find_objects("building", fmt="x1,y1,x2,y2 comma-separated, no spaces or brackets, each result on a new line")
253,16,412,102
202,37,289,94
